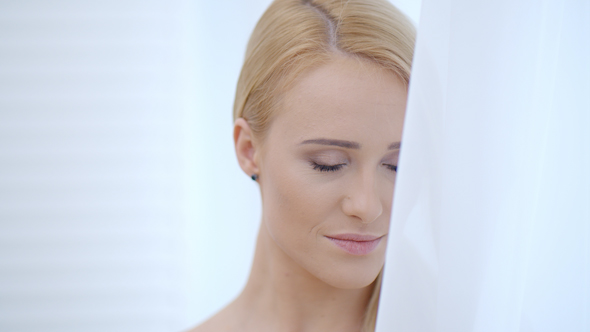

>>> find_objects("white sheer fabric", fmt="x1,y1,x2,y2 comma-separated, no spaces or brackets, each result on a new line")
376,0,589,331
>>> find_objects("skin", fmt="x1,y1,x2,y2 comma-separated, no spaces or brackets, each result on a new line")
191,54,407,332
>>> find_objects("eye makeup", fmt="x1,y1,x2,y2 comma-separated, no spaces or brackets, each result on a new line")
303,148,399,173
305,149,349,166
381,150,399,172
310,161,346,172
382,163,397,172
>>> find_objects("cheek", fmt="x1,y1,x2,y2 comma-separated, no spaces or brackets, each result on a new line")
383,175,396,209
260,155,340,252
379,175,396,224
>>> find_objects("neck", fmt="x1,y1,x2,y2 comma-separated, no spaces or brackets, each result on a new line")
232,222,374,332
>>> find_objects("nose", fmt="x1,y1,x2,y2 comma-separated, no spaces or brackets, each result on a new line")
341,170,384,224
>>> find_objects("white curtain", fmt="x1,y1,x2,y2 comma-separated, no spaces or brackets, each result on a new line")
377,0,589,331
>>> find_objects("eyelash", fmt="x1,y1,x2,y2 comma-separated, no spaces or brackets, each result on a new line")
310,162,397,173
384,164,398,172
311,162,345,172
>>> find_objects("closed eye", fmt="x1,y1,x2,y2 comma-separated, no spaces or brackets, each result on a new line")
311,162,345,172
383,163,397,172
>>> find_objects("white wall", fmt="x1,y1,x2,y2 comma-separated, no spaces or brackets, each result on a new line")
0,1,196,330
186,0,273,327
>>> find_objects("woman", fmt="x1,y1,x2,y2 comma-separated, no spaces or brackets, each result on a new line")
192,0,415,331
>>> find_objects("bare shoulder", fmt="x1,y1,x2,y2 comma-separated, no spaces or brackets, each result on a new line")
186,315,231,332
184,304,240,332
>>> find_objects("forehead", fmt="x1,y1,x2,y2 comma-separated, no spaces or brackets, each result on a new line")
269,55,407,146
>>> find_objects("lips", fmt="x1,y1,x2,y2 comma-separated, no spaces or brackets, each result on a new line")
325,233,384,256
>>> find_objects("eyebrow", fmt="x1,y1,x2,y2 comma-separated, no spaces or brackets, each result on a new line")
300,138,360,149
388,142,401,150
300,138,402,150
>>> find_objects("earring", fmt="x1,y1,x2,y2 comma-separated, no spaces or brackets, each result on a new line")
251,174,258,181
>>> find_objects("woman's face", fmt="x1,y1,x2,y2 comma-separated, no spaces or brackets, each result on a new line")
254,55,407,289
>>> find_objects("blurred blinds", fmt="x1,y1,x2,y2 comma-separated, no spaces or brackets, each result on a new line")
0,0,195,331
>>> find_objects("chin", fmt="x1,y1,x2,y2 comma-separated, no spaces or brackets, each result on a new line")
319,266,382,289
312,256,384,289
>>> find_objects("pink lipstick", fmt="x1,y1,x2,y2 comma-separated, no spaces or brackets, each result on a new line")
325,233,384,256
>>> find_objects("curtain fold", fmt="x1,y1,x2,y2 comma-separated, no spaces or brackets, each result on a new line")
376,0,590,331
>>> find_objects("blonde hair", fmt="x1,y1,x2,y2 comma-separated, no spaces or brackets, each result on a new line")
233,0,415,330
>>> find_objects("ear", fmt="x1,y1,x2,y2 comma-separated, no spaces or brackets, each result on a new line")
234,118,260,178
